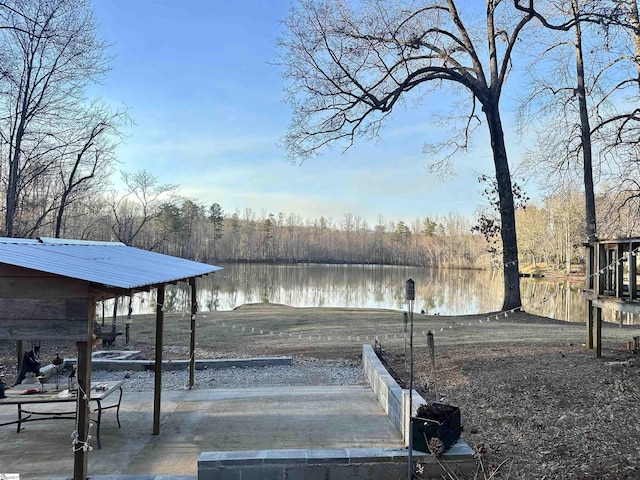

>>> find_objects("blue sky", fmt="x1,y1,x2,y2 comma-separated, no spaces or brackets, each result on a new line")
90,0,527,227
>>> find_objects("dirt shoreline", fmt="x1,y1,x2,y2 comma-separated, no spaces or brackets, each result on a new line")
2,305,640,478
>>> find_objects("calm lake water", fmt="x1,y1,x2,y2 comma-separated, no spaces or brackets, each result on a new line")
114,263,636,325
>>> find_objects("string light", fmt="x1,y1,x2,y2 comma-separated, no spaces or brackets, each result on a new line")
71,383,94,453
201,284,584,348
585,245,640,282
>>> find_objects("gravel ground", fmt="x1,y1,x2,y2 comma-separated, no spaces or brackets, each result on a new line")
90,359,366,392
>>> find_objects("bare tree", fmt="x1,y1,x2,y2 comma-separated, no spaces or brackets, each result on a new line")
592,1,640,228
0,0,109,237
515,0,640,242
279,0,538,309
109,170,180,247
54,103,128,238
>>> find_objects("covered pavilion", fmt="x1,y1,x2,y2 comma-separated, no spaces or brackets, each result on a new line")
0,237,221,480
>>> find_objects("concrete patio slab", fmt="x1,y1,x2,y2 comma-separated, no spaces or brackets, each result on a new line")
0,385,403,479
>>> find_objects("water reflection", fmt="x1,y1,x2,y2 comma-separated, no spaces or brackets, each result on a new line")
111,263,638,325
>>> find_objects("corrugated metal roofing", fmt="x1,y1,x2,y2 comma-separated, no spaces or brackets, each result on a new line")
0,237,222,289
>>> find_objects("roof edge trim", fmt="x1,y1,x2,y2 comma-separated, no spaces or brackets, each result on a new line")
38,237,126,247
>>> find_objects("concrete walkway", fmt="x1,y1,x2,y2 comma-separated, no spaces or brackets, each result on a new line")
0,385,403,479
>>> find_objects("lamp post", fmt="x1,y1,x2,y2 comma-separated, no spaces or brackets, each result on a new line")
406,278,415,480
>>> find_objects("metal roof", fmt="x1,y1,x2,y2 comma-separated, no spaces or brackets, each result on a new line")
0,237,222,289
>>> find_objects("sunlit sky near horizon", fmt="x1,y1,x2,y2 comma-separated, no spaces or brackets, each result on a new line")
90,0,531,227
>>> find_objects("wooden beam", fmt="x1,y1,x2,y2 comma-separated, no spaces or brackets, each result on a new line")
0,298,89,318
0,276,89,297
587,243,595,290
594,306,602,358
73,294,95,480
0,297,89,340
587,300,594,350
189,277,197,389
597,243,606,295
591,297,640,315
0,318,88,340
16,340,25,374
630,241,637,300
616,244,624,298
153,284,165,436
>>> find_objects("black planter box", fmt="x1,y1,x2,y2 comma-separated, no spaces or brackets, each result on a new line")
411,403,461,454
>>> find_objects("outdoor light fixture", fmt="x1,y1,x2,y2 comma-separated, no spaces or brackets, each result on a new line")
405,278,415,480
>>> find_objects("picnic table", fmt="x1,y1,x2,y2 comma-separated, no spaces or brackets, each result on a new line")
0,380,124,449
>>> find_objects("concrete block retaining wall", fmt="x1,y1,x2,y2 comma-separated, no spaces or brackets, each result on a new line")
362,343,424,445
362,344,476,473
197,345,475,480
198,448,425,480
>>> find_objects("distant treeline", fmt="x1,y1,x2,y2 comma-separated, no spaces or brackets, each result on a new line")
148,207,493,269
140,187,599,271
11,176,610,271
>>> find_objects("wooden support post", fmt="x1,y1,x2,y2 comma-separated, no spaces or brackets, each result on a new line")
73,340,92,480
73,295,95,480
616,244,624,298
16,340,25,373
597,243,606,296
112,297,118,333
594,306,602,358
153,284,165,436
630,241,637,300
586,300,594,350
587,243,598,290
189,277,197,389
585,242,594,351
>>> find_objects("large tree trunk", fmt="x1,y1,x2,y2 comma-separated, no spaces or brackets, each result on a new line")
572,0,596,243
5,123,25,238
484,99,522,311
5,152,18,237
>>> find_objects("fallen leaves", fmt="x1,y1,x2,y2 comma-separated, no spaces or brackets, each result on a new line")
385,341,640,479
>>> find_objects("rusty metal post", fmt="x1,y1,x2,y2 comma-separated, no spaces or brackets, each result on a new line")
189,277,198,389
153,285,165,435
